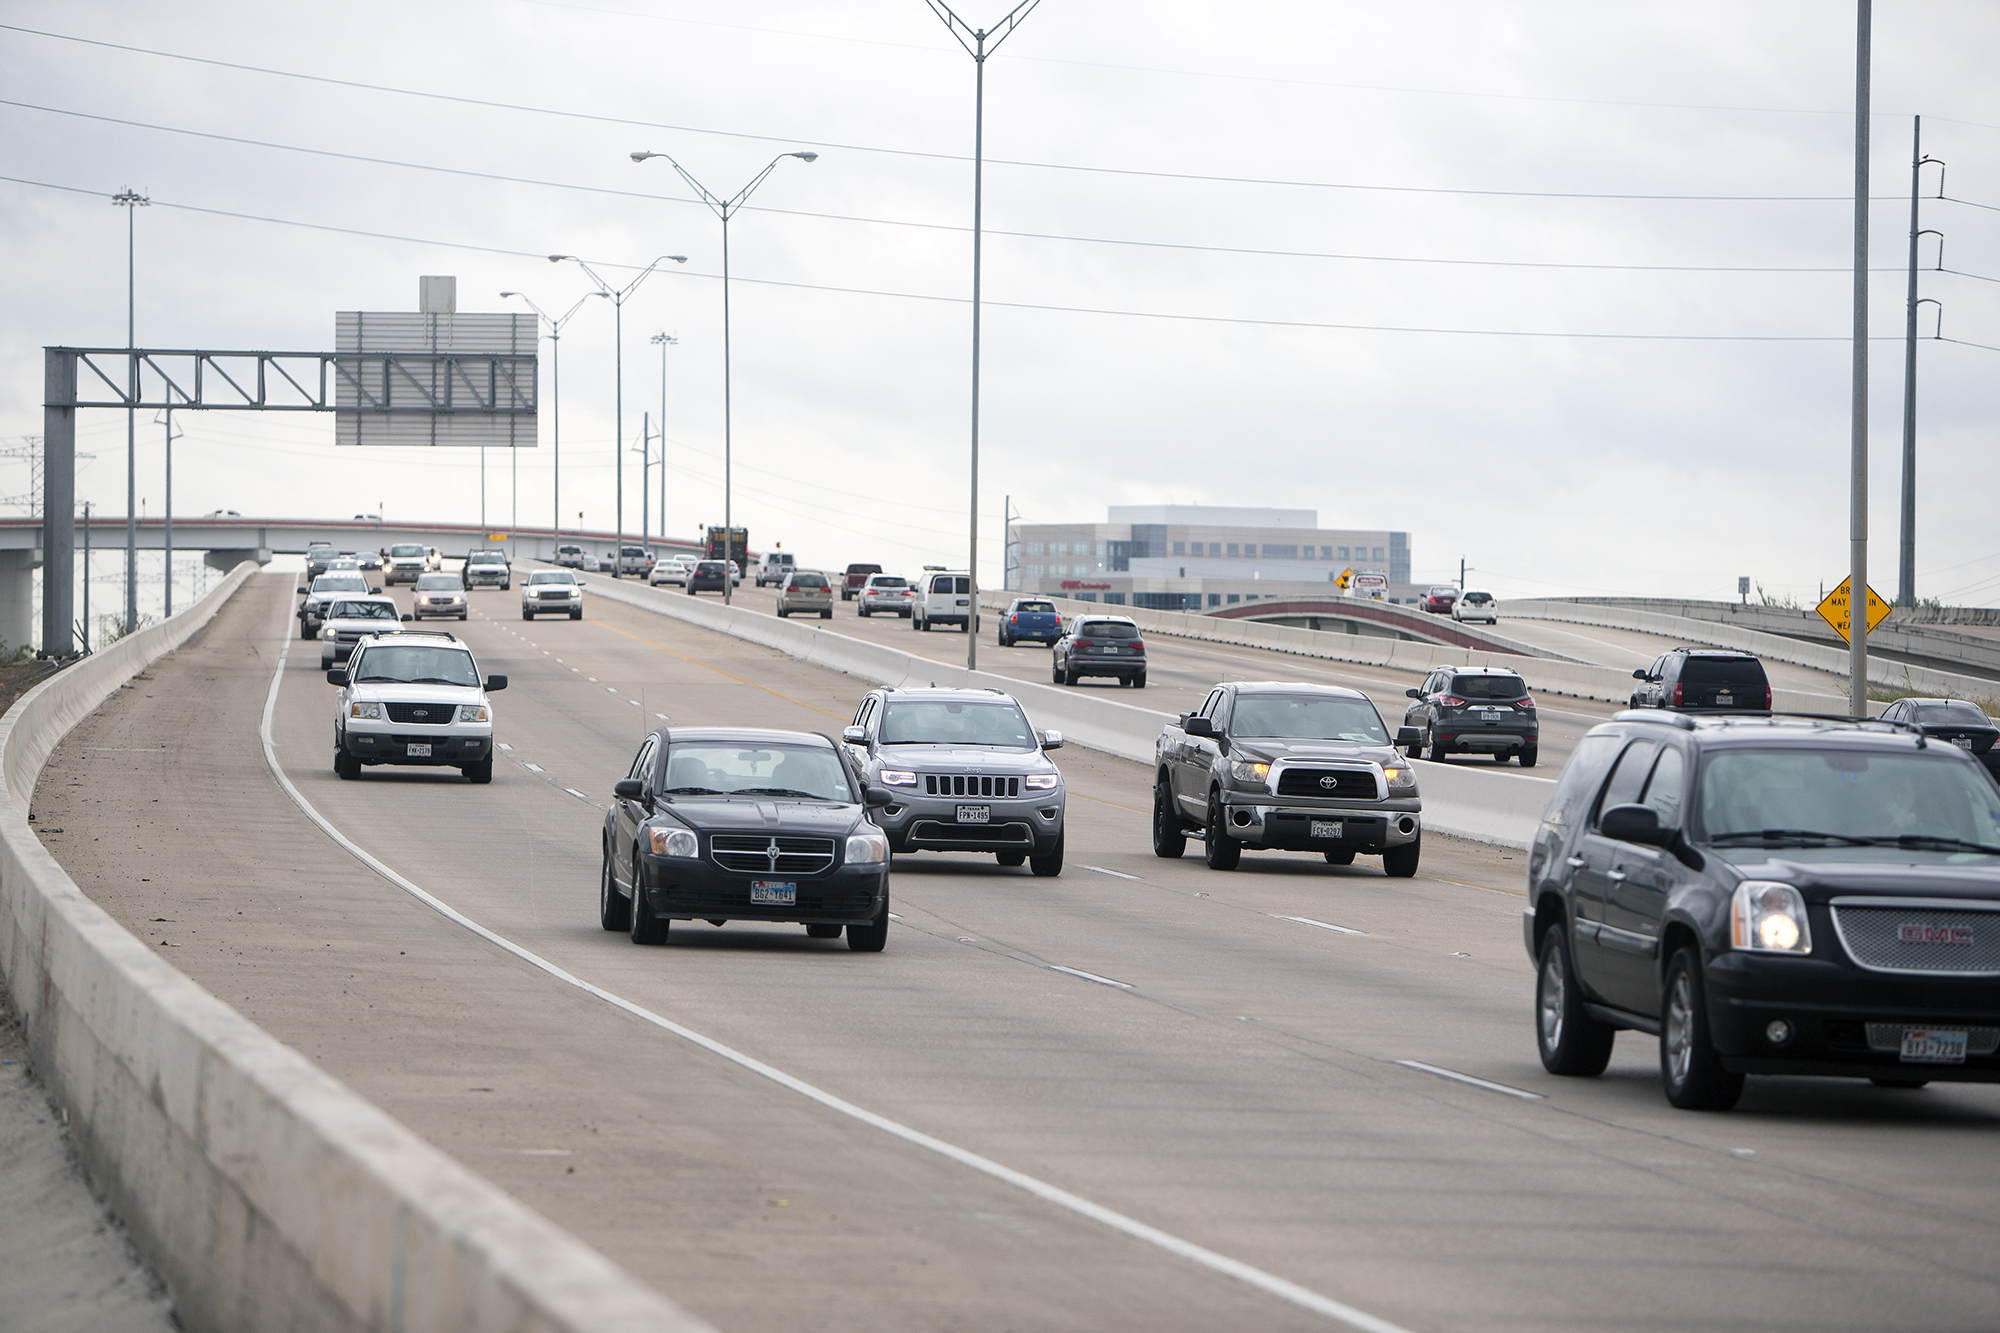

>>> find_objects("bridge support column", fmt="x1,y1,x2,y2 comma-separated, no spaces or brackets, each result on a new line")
0,548,42,656
42,348,75,657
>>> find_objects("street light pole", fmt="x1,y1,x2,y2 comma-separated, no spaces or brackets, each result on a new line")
631,149,817,606
1848,0,1871,719
504,288,609,559
112,187,147,634
927,0,1041,673
550,255,686,577
1897,116,1943,609
652,332,676,559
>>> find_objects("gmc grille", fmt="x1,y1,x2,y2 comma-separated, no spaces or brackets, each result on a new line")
1831,902,2000,974
709,833,836,876
922,774,1020,797
1275,768,1378,799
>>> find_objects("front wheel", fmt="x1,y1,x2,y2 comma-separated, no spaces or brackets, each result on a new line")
301,622,318,641
1030,832,1065,877
805,923,843,939
1203,794,1240,870
600,845,630,931
334,748,360,781
1323,849,1355,865
522,610,535,621
1427,731,1450,763
463,759,493,784
570,609,582,620
1152,781,1186,858
629,855,668,945
1383,837,1421,878
848,898,889,951
1660,947,1744,1110
1537,928,1616,1076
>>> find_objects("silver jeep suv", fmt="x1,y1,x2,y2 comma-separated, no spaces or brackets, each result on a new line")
844,687,1066,875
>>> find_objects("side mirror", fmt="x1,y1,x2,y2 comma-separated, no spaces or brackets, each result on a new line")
370,586,382,595
864,786,894,808
296,585,309,594
1177,712,1194,727
485,675,508,692
1184,717,1216,738
842,725,867,745
325,669,349,686
400,613,414,622
1405,687,1422,699
1396,726,1423,750
613,778,644,800
1042,730,1064,750
1600,803,1674,847
1632,668,1648,680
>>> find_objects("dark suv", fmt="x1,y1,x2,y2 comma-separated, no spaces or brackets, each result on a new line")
1052,615,1147,688
1629,649,1771,712
1403,666,1539,766
1526,710,2000,1110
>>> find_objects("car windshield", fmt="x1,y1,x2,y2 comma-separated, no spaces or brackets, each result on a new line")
312,576,367,592
880,700,1036,748
415,574,461,590
327,600,398,620
1698,748,2000,857
1461,592,1493,604
353,645,480,687
389,545,424,557
1012,600,1055,613
1430,587,1457,596
1913,702,1992,727
1452,675,1527,700
1078,622,1139,640
660,743,853,801
527,571,576,585
1230,695,1390,743
1681,657,1764,686
697,561,725,573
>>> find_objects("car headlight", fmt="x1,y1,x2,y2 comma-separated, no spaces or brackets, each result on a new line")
1230,760,1271,785
348,701,382,720
1382,763,1416,791
649,827,699,858
1731,881,1813,953
1024,772,1060,791
845,830,889,864
879,769,918,787
458,704,489,723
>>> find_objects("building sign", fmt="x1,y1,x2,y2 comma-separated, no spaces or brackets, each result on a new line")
1060,580,1112,591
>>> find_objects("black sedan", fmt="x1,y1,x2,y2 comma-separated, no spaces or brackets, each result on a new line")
1878,697,2000,781
599,727,893,950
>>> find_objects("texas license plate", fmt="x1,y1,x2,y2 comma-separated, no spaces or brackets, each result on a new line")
406,743,431,757
1901,1029,1968,1064
1310,819,1344,840
956,805,990,823
1952,736,1974,750
750,881,796,904
1716,694,1733,705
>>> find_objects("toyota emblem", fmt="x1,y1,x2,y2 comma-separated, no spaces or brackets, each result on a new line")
1319,775,1338,790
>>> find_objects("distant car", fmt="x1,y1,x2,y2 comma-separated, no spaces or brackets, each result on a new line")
581,552,606,572
384,543,428,585
841,563,883,601
297,573,376,639
756,552,797,587
555,544,585,569
316,596,407,670
776,569,835,619
1052,614,1147,688
412,572,469,620
463,554,511,590
1422,586,1459,615
356,551,384,572
521,568,583,620
650,555,692,587
1878,698,2000,779
329,631,504,784
206,509,241,517
1403,665,1539,766
1629,649,1772,713
425,547,443,572
728,560,742,586
998,597,1061,647
857,574,914,618
913,570,973,632
326,558,363,574
686,560,731,594
467,547,511,569
616,545,653,577
1452,589,1498,624
353,513,383,524
305,544,338,579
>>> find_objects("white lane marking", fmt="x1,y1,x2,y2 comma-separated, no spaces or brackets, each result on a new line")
887,912,903,921
628,700,641,707
563,788,593,803
1393,1060,1544,1101
497,743,514,751
523,763,545,773
654,713,670,720
256,623,1409,1333
1276,915,1367,937
588,677,599,682
1048,966,1134,990
1080,865,1141,881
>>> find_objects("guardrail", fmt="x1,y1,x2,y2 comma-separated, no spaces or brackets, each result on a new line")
0,566,709,1333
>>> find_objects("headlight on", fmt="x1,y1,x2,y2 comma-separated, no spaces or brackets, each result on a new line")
1382,764,1416,790
348,701,382,720
879,769,918,787
1731,881,1813,953
1024,772,1060,791
845,830,889,864
1230,760,1270,784
458,704,489,723
649,827,698,858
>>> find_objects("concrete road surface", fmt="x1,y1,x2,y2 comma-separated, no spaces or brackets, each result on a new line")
31,572,2000,1333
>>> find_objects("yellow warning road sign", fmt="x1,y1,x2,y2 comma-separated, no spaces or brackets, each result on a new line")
1815,577,1892,644
1335,566,1354,590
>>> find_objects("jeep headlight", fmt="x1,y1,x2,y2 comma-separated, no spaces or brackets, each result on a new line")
1024,772,1060,791
1731,881,1812,953
348,701,382,720
845,830,889,864
1382,763,1416,791
649,827,698,858
458,704,489,723
1230,760,1270,785
879,769,917,787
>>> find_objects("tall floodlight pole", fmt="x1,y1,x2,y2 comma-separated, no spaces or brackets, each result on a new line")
155,406,180,615
631,149,818,606
503,288,606,557
652,332,676,557
636,412,651,553
1848,0,1871,718
550,255,687,576
1897,116,1943,608
928,0,1042,672
112,188,147,633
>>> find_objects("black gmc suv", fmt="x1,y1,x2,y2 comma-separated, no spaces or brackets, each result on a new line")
1526,710,2000,1110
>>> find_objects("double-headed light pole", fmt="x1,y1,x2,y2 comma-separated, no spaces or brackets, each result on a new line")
501,288,607,551
112,187,148,634
927,0,1041,672
631,148,817,606
549,254,685,576
650,332,677,557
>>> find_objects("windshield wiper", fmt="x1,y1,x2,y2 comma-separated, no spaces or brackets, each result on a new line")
1709,828,1875,846
661,786,724,795
1860,834,2000,856
733,787,832,799
403,676,473,686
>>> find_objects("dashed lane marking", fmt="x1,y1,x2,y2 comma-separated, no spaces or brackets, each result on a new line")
1080,865,1142,880
1275,915,1367,936
1393,1060,1543,1100
1048,966,1134,990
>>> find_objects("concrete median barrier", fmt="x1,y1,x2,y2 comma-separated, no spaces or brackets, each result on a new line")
0,566,711,1333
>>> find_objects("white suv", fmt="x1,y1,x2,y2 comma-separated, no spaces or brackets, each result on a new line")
329,632,506,783
521,568,584,619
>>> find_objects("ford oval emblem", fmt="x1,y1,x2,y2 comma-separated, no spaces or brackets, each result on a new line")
413,709,428,718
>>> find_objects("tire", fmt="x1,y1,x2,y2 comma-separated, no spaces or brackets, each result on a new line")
600,845,630,931
335,748,360,781
822,609,832,620
805,923,843,938
301,622,317,640
1152,780,1186,858
1536,928,1616,1076
860,607,871,618
522,611,534,621
920,617,932,632
996,850,1026,867
848,898,889,951
1427,731,1450,763
1134,672,1146,690
571,609,582,620
1052,661,1063,685
1119,676,1132,688
1660,947,1744,1110
320,654,334,672
1063,667,1079,687
777,608,788,618
628,853,668,945
1494,752,1511,764
1383,837,1421,878
1203,794,1240,870
464,759,493,784
1323,849,1354,865
1520,745,1539,769
1030,831,1065,877
997,633,1008,646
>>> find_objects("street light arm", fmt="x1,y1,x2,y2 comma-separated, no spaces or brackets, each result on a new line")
501,290,552,322
927,0,1042,58
558,291,611,329
634,149,814,220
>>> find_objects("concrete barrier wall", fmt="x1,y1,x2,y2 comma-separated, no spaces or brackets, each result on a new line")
0,566,710,1333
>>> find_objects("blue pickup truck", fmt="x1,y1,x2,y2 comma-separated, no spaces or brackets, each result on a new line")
998,598,1064,647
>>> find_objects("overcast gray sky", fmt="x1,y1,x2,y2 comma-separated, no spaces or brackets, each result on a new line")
3,1,1996,605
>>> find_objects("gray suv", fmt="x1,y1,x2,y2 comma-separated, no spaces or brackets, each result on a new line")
1403,666,1539,766
843,687,1067,875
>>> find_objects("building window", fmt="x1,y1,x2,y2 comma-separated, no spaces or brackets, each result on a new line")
1321,546,1333,560
1025,564,1043,580
1337,546,1349,561
1025,541,1044,557
1263,544,1297,560
1245,593,1258,601
1226,594,1240,604
1076,593,1097,603
1226,543,1239,557
1105,593,1125,605
1373,547,1385,562
1208,593,1221,607
1171,541,1185,556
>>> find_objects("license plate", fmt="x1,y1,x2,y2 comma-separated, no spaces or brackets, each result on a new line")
1310,819,1344,840
406,743,431,757
1901,1029,1968,1064
1716,694,1733,705
1952,736,1974,750
1479,709,1501,721
956,805,990,824
1102,647,1119,654
750,881,796,905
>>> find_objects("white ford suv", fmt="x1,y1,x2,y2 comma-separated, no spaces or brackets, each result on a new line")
328,632,507,783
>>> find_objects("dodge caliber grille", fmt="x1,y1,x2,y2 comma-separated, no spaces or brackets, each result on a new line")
710,833,836,876
922,774,1020,797
1831,901,2000,975
1275,767,1379,799
386,702,455,725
